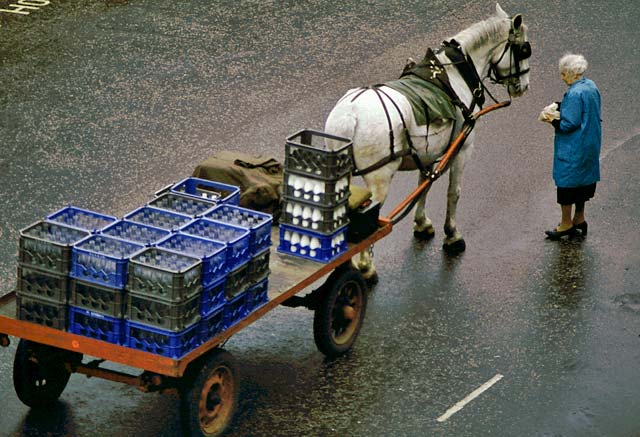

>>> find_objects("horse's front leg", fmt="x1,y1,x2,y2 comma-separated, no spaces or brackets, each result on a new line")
443,145,471,254
413,172,435,240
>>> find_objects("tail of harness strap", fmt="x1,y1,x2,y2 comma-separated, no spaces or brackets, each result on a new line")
350,85,432,178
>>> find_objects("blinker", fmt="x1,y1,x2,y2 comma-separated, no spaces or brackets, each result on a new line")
514,41,532,61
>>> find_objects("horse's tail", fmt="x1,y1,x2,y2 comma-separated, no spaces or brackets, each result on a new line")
324,97,358,151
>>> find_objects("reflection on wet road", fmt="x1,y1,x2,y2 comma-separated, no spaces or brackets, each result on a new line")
1,0,639,436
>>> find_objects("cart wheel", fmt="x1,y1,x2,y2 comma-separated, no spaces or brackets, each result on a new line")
13,339,81,408
313,266,368,358
180,348,239,437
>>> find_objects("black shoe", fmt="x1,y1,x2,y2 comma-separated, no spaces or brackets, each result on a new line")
573,221,588,236
545,226,575,240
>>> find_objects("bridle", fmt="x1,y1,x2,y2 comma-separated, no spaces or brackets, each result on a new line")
346,15,532,179
488,26,531,86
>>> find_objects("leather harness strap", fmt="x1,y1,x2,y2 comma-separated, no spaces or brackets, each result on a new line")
350,86,431,178
349,37,505,178
400,44,484,122
440,40,486,115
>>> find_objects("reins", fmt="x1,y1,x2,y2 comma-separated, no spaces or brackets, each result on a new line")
387,100,511,224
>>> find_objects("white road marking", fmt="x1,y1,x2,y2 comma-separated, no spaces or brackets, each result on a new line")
436,373,504,423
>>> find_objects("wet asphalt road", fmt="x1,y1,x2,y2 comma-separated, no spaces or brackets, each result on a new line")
1,0,639,436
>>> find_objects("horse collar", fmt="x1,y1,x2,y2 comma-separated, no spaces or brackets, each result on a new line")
440,39,486,113
400,46,476,120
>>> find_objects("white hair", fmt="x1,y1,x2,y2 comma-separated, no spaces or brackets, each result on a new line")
559,53,588,76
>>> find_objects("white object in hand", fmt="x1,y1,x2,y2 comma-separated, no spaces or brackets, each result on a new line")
539,102,560,122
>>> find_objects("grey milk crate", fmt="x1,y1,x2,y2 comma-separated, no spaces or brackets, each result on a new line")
102,220,171,246
16,294,67,330
247,248,270,285
70,278,126,318
16,264,69,304
225,262,250,300
285,129,354,181
282,197,349,235
283,172,351,208
124,206,193,231
125,290,201,332
19,220,90,275
148,192,217,217
128,247,202,303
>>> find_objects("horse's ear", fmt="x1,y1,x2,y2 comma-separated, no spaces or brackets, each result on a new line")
512,13,523,30
495,3,509,18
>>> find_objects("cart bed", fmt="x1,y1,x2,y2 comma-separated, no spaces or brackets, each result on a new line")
0,219,391,377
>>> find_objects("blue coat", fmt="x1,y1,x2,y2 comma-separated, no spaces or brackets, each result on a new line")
553,77,602,188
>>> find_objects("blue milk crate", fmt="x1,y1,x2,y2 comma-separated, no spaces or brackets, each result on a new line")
171,177,240,205
102,220,171,245
46,205,118,232
246,278,269,313
199,304,226,343
205,204,272,256
148,192,217,217
125,320,200,359
127,247,202,303
278,224,348,263
201,277,226,317
124,206,193,231
19,220,90,275
68,306,124,345
71,235,143,288
224,292,250,328
156,233,227,288
180,218,250,271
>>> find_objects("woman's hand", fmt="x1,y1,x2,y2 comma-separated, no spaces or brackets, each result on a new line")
539,102,560,123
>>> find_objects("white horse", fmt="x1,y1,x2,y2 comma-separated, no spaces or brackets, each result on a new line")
325,3,530,282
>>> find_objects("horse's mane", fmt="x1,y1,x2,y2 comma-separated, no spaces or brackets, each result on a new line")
452,16,512,51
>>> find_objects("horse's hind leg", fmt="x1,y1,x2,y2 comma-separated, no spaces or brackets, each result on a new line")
413,172,435,240
354,168,395,284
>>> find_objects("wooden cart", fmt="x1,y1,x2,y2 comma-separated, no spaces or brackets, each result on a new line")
0,219,392,436
0,102,508,436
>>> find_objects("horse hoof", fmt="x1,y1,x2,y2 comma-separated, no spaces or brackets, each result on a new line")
363,271,379,288
413,228,435,241
443,239,466,255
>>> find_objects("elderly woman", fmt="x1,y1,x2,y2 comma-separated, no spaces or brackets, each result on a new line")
540,53,601,239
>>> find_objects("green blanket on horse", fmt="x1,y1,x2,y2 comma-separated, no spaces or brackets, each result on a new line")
385,49,458,126
385,75,457,126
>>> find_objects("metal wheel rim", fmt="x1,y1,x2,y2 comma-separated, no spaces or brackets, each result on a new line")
198,365,234,434
330,278,364,345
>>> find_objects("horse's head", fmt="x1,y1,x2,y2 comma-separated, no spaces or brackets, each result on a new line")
490,4,531,97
